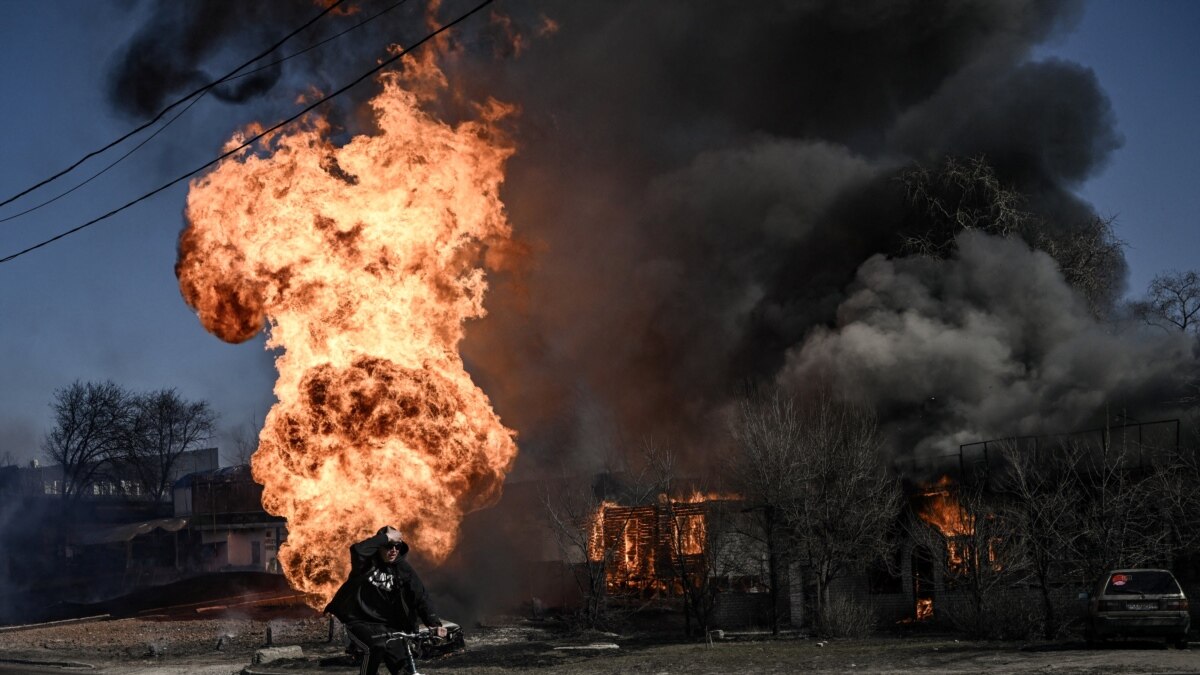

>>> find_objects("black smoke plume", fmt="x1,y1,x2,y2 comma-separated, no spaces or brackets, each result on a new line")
452,0,1193,469
100,0,1200,622
110,0,1197,468
108,3,283,117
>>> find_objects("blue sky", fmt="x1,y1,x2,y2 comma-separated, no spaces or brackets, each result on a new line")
1036,1,1200,294
0,4,280,463
0,1,1197,465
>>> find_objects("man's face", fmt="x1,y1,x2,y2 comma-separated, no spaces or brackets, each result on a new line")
381,542,402,564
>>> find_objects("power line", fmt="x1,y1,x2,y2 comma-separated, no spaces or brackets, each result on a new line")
0,0,349,213
0,0,415,227
0,91,209,225
0,0,496,266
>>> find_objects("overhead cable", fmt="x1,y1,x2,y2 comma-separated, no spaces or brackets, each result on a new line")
0,0,495,266
0,92,209,225
1,0,415,226
0,0,349,213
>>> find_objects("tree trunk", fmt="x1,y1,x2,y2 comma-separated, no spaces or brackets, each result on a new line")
1041,584,1057,640
816,565,830,629
1037,560,1057,640
766,507,781,635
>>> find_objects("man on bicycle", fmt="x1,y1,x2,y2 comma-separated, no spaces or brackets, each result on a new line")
325,526,447,675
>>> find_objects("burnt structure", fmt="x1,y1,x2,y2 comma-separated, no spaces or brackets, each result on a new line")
591,501,708,596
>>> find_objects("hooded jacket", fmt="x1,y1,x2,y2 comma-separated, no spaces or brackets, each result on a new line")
323,528,439,630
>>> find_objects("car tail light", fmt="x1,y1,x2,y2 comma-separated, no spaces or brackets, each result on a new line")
1165,599,1189,610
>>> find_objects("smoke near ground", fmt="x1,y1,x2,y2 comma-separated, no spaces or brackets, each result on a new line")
105,0,1199,469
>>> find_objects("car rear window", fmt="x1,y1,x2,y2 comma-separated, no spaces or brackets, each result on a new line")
1105,571,1181,595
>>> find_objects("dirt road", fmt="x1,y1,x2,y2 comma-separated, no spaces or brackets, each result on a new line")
2,617,1198,674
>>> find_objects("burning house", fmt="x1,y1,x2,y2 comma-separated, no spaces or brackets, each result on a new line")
587,492,778,628
589,499,709,596
823,418,1196,632
511,416,1192,635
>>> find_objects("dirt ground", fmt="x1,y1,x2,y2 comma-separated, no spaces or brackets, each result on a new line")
2,615,1198,674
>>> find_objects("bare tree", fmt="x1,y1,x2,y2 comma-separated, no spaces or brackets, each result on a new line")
124,389,216,501
1145,448,1200,568
781,390,902,629
899,156,1125,313
983,427,1184,640
898,155,1031,259
997,442,1084,639
1133,269,1200,335
1146,415,1200,563
729,388,804,634
42,381,132,500
640,440,721,638
1033,216,1126,315
542,474,611,629
1065,433,1173,584
224,411,263,467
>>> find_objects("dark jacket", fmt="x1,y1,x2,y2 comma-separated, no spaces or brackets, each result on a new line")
324,529,438,630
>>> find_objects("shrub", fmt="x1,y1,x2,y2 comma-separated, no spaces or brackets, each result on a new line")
937,590,1044,640
819,596,876,638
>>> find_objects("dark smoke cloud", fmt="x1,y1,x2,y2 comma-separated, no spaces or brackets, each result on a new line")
108,3,280,117
450,0,1178,470
105,1,430,121
110,0,1188,468
781,232,1193,458
889,58,1123,188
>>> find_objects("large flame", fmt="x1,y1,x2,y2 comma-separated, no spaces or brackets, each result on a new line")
917,476,973,573
916,475,1002,575
915,597,933,621
176,54,519,605
916,475,973,538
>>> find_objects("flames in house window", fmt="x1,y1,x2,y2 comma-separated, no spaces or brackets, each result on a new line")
587,499,621,563
916,475,976,574
906,475,1004,622
587,491,734,595
916,476,1004,575
915,597,933,621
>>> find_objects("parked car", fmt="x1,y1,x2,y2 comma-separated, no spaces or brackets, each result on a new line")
1083,569,1190,648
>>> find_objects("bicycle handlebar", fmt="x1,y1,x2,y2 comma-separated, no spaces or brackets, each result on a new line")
371,628,442,642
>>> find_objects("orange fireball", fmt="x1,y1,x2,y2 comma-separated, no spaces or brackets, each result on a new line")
176,55,519,606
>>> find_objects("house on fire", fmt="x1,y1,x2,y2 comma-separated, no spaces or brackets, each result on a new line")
467,473,791,629
466,417,1195,632
821,417,1196,630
